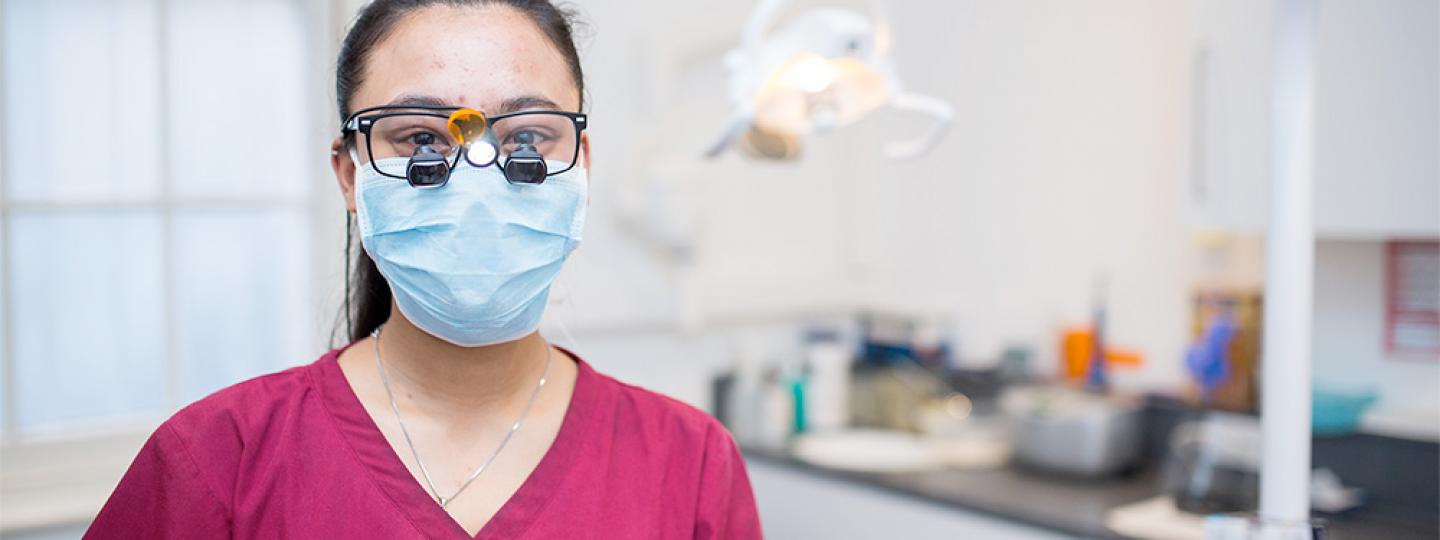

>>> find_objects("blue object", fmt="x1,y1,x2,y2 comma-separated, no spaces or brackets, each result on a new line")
356,157,587,346
861,341,917,366
1085,305,1109,393
1186,312,1237,402
1312,389,1377,435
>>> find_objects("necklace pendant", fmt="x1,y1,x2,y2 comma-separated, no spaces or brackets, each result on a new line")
437,496,448,508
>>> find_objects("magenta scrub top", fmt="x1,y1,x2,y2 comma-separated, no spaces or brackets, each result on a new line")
84,345,762,539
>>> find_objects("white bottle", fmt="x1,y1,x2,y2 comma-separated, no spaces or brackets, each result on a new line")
756,363,793,450
805,329,852,432
727,339,765,447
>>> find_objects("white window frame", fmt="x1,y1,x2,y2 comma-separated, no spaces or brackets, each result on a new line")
0,0,350,533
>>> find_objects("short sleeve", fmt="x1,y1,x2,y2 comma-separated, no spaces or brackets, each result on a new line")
84,422,232,539
692,423,763,540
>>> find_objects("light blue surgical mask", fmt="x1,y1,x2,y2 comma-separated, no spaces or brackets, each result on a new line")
354,156,587,346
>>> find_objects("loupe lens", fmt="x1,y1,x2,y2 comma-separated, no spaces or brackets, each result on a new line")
407,145,451,188
503,145,547,184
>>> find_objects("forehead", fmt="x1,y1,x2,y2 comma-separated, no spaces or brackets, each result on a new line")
351,4,579,114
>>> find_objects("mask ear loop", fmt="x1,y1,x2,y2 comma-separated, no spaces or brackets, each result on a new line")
344,211,354,342
543,256,584,353
551,313,582,357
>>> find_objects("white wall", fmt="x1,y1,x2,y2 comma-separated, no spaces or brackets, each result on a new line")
1313,240,1440,436
1313,0,1440,238
857,0,1194,389
549,0,1198,395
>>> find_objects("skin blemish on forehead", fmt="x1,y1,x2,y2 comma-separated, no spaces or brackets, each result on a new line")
351,5,581,114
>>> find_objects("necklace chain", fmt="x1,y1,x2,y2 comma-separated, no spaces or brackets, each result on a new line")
371,325,552,508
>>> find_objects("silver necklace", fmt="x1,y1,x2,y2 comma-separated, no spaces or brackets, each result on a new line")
371,325,552,508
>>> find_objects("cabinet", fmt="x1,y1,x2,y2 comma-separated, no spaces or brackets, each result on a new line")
746,460,1069,540
1187,0,1439,238
1313,0,1439,238
1187,0,1275,233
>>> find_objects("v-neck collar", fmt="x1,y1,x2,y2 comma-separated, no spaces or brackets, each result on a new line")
311,342,599,539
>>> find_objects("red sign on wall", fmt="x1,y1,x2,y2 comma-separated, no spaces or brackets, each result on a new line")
1386,241,1440,358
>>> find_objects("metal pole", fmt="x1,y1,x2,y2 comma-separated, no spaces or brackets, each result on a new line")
157,0,181,414
0,0,16,442
1261,0,1316,527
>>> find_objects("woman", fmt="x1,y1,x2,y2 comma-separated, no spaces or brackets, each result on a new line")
85,1,761,538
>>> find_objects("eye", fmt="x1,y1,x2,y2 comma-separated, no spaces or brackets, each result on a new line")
504,130,547,147
397,130,454,154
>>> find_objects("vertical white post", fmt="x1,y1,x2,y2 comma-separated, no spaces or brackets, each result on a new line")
1261,0,1316,527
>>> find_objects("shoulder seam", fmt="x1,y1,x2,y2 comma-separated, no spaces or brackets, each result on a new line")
157,421,235,528
608,376,715,420
178,364,309,417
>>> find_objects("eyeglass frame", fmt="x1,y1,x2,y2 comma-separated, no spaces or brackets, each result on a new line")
340,105,588,181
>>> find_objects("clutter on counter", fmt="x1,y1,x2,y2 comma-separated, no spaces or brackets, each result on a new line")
746,398,1438,540
711,310,1438,539
1004,386,1144,479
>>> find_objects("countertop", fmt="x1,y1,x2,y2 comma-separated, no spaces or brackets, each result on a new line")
742,445,1439,540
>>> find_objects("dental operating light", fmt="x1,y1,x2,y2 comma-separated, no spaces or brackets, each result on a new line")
707,0,953,160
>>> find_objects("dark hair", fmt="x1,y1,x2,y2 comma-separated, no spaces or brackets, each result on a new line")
333,0,587,345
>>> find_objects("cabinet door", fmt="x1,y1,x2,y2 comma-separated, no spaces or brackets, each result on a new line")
1314,0,1440,238
1187,0,1275,233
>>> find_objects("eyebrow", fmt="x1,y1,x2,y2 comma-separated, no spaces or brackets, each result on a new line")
384,94,451,108
383,93,562,114
494,95,561,114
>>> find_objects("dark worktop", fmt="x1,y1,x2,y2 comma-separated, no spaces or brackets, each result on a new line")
742,445,1439,540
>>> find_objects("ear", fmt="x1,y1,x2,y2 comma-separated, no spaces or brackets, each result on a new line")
331,137,357,213
579,130,591,174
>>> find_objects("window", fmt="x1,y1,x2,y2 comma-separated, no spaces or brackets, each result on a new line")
0,0,325,441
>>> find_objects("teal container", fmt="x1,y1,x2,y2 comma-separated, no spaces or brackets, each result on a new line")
790,376,807,434
1311,388,1377,435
